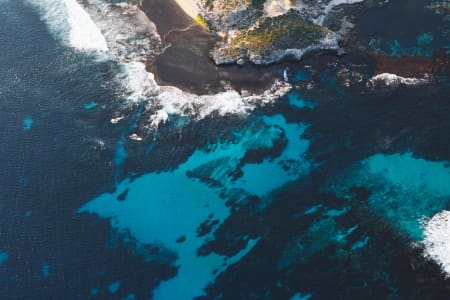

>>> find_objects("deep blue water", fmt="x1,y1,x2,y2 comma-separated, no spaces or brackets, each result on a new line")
1,1,450,300
0,2,177,299
356,0,446,56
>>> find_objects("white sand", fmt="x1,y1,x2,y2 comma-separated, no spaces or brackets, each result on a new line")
173,0,199,20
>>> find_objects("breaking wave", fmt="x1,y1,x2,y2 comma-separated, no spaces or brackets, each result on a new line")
424,210,450,277
26,0,109,52
27,0,290,130
81,0,161,63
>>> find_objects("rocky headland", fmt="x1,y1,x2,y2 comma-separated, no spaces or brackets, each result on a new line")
190,0,376,65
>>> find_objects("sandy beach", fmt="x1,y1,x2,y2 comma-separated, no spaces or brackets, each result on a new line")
142,0,281,94
172,0,199,20
141,0,194,36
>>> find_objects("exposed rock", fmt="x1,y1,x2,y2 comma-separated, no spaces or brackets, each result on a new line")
236,58,246,66
367,73,431,89
193,0,369,65
129,133,143,141
210,10,343,65
110,116,125,124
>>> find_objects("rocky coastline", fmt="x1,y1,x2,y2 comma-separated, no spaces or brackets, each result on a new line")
192,0,374,65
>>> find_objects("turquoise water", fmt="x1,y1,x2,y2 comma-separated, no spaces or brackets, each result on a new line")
323,206,350,218
84,101,98,110
368,32,436,57
90,288,99,296
351,236,371,251
0,0,449,298
357,0,445,57
234,114,310,196
0,252,8,265
289,292,313,300
303,204,324,215
23,117,33,131
288,93,317,110
294,69,311,81
328,152,450,240
108,281,120,294
79,114,308,299
42,263,50,278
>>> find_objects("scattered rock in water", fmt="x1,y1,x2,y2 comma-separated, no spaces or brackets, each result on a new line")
176,235,186,243
117,188,129,201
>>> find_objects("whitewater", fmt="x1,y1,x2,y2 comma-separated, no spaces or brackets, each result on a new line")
20,1,292,297
26,0,291,132
26,0,109,51
24,3,450,281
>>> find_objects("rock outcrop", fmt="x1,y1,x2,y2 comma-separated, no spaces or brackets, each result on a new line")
193,0,370,65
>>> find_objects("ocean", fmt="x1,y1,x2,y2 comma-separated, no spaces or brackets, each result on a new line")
0,0,449,299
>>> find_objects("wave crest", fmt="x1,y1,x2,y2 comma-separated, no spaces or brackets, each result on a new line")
27,0,109,52
82,0,161,62
29,0,290,131
424,210,450,277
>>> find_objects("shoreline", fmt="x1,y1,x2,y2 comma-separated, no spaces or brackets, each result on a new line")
141,0,282,95
141,0,194,37
140,0,442,96
172,0,199,20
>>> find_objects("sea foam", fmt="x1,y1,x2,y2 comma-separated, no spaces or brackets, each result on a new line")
81,0,161,63
328,152,450,276
27,0,109,52
424,210,450,277
367,73,430,89
64,0,109,51
264,0,365,25
28,0,291,130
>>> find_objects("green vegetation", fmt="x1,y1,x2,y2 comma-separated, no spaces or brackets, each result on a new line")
195,14,210,30
229,11,329,55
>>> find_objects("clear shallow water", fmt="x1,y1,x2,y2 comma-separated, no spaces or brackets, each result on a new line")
1,0,450,299
328,152,450,240
79,113,310,299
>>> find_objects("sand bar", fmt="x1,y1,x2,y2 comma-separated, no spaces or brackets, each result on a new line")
173,0,199,20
